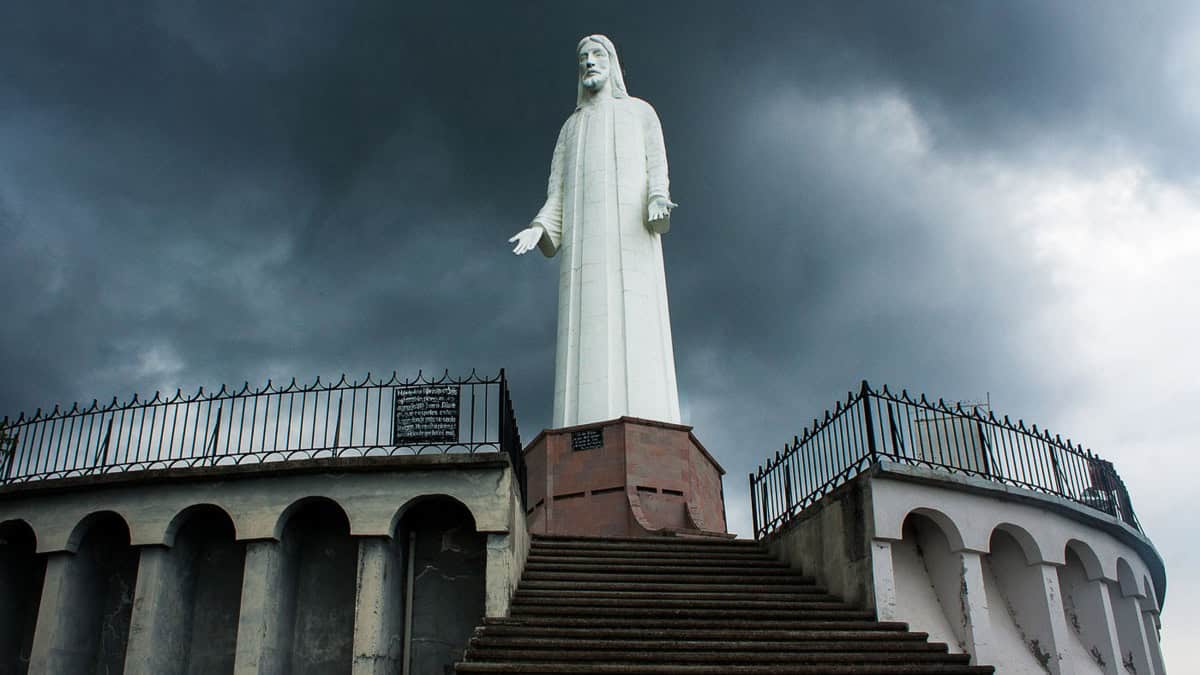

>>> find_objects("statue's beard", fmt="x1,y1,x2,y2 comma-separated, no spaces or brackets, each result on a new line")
582,73,608,92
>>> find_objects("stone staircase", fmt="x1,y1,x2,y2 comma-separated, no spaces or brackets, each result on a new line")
455,534,993,674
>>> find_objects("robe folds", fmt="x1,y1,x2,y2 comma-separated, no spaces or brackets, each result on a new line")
533,95,680,428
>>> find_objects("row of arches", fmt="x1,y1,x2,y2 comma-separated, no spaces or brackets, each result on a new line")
894,510,1165,675
0,495,486,675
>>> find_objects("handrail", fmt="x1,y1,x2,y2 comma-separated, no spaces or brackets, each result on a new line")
0,369,524,505
750,381,1140,539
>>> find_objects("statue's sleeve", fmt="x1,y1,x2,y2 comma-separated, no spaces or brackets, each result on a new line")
532,118,570,257
642,103,671,204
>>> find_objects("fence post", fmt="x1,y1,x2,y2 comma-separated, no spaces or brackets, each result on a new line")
860,380,879,462
0,417,11,482
749,472,760,539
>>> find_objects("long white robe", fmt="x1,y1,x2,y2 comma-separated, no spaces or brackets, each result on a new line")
533,95,680,428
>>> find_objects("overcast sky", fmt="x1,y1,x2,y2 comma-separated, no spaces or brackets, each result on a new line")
1,1,1196,666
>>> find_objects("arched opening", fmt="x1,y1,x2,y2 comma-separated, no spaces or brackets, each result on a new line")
1141,576,1166,674
1057,543,1115,673
1110,558,1152,675
396,495,486,674
982,527,1072,674
167,505,245,675
891,511,966,653
0,520,44,674
279,498,357,675
62,512,139,674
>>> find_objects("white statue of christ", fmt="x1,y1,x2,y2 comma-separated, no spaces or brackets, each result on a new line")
510,34,681,428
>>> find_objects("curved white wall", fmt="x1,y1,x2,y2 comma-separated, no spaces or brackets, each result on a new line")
870,464,1166,674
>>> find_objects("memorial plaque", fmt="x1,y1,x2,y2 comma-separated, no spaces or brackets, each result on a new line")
571,428,603,451
393,384,460,445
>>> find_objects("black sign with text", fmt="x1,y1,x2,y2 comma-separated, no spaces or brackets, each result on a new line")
393,385,460,445
571,428,603,451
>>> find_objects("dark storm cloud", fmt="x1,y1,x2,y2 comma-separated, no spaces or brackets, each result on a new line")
0,1,1193,472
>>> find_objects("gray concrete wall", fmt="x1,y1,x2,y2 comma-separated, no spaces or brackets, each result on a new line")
286,501,357,675
765,479,873,608
29,514,139,674
0,521,44,675
402,498,487,675
183,512,245,675
0,454,527,675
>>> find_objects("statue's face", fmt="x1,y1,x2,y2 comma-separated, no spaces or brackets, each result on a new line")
578,41,610,92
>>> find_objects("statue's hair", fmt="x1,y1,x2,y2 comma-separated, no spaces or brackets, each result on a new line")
576,34,628,107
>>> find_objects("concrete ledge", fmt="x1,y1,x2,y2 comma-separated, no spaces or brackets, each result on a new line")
0,453,520,552
871,460,1166,602
0,452,510,500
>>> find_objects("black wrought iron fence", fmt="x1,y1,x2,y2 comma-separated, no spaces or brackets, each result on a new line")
750,381,1140,539
0,370,524,500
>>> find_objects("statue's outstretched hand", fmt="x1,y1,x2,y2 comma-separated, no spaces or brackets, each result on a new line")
647,196,677,233
509,225,544,255
648,196,677,223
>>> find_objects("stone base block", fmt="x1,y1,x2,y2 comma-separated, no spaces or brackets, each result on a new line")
523,417,728,537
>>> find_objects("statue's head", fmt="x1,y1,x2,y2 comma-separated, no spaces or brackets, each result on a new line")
576,35,627,106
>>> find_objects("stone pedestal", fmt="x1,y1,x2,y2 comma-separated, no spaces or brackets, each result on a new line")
523,417,728,537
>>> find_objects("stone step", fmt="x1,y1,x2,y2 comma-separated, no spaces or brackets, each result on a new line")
517,580,827,594
521,570,817,585
462,649,970,665
523,561,807,575
516,583,835,598
510,595,850,611
532,534,763,548
482,616,898,630
475,624,925,641
469,636,946,653
525,554,787,568
455,662,994,674
527,545,774,560
509,605,873,620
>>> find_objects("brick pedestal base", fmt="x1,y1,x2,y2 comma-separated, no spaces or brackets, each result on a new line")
523,417,728,538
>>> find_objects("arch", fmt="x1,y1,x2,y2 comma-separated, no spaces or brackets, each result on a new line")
0,517,44,673
0,518,37,549
391,493,479,538
903,507,965,552
272,496,352,541
990,522,1043,564
1142,576,1160,612
1116,557,1141,598
162,503,239,548
1064,539,1104,581
65,510,131,553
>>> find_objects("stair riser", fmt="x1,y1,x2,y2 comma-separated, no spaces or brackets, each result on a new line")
470,638,945,652
462,650,972,665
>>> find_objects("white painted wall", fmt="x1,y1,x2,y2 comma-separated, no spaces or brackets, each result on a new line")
891,517,964,653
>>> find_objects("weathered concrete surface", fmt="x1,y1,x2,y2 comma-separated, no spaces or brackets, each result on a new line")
234,541,294,675
0,454,515,553
3,453,528,674
351,537,403,675
182,512,245,675
27,515,138,674
766,478,871,609
402,498,485,675
0,521,44,675
125,508,244,675
287,502,356,675
766,462,1168,672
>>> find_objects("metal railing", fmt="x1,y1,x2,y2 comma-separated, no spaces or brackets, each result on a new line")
0,370,524,501
750,381,1140,539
